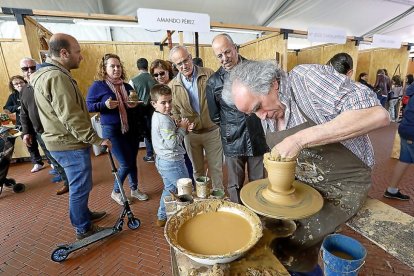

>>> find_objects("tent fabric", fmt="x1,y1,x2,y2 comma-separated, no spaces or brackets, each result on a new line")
0,0,414,48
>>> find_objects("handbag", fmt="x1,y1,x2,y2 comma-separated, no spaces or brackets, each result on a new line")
402,95,410,105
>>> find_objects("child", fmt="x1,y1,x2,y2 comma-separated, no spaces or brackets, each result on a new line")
150,84,193,227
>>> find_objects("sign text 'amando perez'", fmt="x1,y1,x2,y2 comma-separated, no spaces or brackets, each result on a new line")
157,17,195,25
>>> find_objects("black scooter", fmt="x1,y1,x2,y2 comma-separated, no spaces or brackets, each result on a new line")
51,149,141,262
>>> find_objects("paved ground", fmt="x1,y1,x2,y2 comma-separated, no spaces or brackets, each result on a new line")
0,122,413,275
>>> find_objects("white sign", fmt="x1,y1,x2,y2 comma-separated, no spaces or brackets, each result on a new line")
137,8,210,32
372,34,401,49
307,27,347,44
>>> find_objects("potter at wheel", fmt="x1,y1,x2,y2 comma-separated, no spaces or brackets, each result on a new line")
240,153,323,220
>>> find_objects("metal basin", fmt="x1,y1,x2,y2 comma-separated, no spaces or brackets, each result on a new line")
164,199,263,265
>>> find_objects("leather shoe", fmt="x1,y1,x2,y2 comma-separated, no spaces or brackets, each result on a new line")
90,211,107,222
56,185,69,195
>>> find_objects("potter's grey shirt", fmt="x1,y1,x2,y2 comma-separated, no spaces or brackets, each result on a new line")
282,64,380,167
180,67,200,114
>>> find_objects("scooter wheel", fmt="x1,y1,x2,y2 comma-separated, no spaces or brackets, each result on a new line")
51,247,69,262
13,183,25,193
128,218,141,230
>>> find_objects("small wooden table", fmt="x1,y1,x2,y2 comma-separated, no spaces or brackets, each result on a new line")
169,220,290,275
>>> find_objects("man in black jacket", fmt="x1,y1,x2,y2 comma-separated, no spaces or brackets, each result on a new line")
206,34,268,203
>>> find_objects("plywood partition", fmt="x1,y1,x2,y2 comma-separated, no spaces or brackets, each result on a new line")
0,40,26,109
287,51,299,72
20,16,52,63
239,34,288,70
357,47,410,85
288,41,358,79
408,59,414,74
355,51,371,82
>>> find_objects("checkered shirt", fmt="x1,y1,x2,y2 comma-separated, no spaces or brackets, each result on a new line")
282,64,380,167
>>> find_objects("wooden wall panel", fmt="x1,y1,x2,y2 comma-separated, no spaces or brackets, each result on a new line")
71,43,116,96
298,47,322,65
239,42,257,61
21,17,52,63
115,44,164,79
356,51,372,83
0,41,26,109
238,34,288,70
199,46,220,71
367,47,409,84
287,51,299,72
407,59,414,75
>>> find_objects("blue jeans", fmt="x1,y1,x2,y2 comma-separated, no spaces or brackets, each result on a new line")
50,147,93,234
36,133,69,186
102,124,138,192
155,157,188,220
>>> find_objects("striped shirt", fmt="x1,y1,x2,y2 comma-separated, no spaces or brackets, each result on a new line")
282,64,380,167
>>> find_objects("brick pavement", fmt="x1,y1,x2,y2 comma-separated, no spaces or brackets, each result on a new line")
0,122,413,275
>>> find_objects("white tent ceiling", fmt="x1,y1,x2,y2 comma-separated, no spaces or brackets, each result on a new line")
1,0,414,49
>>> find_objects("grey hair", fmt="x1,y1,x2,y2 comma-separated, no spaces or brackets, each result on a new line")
169,45,190,61
222,60,288,105
20,57,36,65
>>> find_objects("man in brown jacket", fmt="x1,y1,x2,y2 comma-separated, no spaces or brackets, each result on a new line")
169,46,223,191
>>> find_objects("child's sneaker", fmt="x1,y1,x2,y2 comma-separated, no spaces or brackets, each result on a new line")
131,189,149,201
111,191,131,205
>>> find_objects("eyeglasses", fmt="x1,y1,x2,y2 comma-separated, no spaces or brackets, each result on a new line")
174,55,192,68
12,81,25,87
153,71,166,78
21,66,36,72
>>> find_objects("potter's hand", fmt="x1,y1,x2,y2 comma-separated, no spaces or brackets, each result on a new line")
270,137,302,162
105,97,119,109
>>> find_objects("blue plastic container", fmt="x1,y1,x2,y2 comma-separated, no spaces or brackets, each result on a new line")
321,234,367,276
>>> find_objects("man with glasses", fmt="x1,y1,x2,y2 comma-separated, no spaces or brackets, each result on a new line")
19,57,70,195
129,58,156,162
206,34,268,204
169,46,224,192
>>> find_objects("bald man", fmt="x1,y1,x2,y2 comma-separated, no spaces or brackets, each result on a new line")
31,33,111,240
206,34,267,204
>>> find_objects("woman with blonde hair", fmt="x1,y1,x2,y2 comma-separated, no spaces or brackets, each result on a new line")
86,53,148,205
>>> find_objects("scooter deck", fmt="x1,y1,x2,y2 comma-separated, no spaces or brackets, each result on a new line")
67,227,119,250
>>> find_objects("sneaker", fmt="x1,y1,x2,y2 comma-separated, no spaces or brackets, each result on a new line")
131,189,149,201
90,211,107,222
143,156,155,162
31,163,44,173
156,219,167,227
111,191,130,205
76,224,106,240
383,190,410,200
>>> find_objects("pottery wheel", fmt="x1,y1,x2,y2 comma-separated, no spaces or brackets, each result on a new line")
240,179,323,220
